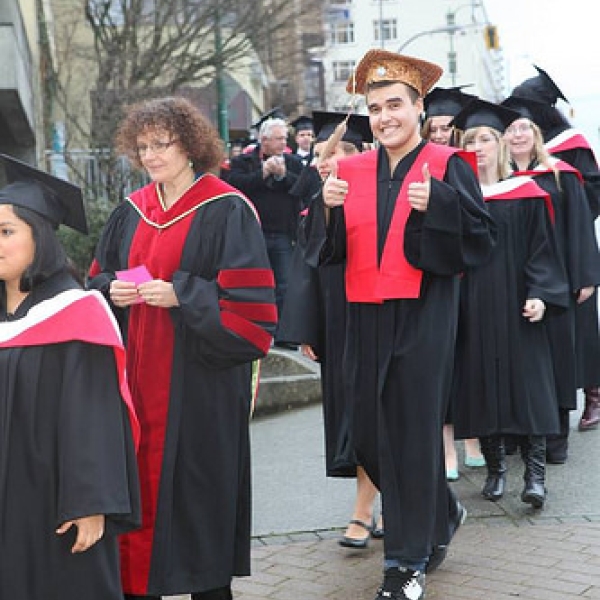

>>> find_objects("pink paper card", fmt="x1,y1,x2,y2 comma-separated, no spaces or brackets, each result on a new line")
115,265,153,303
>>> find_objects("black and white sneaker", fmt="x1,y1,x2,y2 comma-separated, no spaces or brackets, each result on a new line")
375,567,425,600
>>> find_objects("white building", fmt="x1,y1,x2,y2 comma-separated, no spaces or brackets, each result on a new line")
323,0,506,112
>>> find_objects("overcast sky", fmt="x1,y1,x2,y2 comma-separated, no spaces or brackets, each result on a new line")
484,0,599,152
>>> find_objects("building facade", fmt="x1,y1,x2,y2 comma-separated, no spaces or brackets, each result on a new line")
322,0,505,112
0,0,43,162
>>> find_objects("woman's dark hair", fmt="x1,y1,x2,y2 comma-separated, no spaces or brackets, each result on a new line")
12,205,69,292
115,96,225,173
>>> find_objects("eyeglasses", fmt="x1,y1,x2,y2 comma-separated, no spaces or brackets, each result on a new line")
136,139,178,156
505,123,532,135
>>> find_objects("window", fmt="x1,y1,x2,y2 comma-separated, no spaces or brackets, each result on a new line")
332,60,356,82
330,22,355,45
373,18,398,42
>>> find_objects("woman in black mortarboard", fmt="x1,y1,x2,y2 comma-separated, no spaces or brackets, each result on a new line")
449,99,570,509
510,66,600,440
0,154,141,600
421,85,475,149
502,95,600,461
421,85,487,481
279,110,386,548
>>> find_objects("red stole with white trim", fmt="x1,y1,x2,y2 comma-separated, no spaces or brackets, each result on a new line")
545,128,597,161
340,144,474,303
513,157,583,183
0,290,139,448
483,176,554,222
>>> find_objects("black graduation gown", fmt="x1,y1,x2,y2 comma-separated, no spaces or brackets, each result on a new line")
88,176,276,596
544,129,600,388
0,271,140,600
308,142,496,561
452,179,570,439
278,166,357,477
516,162,600,408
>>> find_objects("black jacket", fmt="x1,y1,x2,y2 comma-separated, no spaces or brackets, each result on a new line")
225,145,304,236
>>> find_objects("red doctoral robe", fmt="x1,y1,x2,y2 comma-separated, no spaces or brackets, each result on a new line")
88,174,277,595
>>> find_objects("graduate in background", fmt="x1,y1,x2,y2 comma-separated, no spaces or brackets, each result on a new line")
509,66,600,451
421,85,475,148
290,115,315,167
421,85,485,481
450,99,569,509
501,94,600,463
279,110,385,548
0,154,141,600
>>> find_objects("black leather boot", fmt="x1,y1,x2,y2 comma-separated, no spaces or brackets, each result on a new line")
546,408,569,464
521,435,546,509
579,387,600,431
479,436,506,501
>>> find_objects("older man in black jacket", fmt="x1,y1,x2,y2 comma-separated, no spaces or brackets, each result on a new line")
226,117,304,346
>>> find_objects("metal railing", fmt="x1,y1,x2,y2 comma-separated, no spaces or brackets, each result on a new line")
44,149,149,204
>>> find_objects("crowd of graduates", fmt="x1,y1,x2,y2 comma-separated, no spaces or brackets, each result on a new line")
248,55,600,600
1,44,599,600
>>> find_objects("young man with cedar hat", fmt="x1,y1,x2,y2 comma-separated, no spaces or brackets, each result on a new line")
305,49,497,599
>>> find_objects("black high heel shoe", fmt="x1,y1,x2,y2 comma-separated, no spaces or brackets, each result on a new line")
338,518,374,549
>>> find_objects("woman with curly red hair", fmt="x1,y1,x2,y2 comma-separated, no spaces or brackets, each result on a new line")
88,96,277,600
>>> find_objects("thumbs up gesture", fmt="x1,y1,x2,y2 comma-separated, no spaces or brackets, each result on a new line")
407,163,431,212
322,160,349,208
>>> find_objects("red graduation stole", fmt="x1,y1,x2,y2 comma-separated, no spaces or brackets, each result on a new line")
482,176,554,222
545,128,597,161
0,289,140,449
513,156,583,184
340,144,473,303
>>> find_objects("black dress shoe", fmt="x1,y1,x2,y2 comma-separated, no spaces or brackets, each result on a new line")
426,501,467,573
338,518,373,549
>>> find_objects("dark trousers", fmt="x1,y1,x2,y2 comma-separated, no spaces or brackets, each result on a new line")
264,231,294,326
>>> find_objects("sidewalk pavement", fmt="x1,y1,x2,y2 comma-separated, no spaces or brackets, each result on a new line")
168,397,600,600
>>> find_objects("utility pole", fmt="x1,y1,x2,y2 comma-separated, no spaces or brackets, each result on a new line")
446,10,457,86
215,6,229,144
379,0,384,48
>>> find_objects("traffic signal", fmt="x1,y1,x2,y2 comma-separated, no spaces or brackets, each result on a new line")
484,25,499,50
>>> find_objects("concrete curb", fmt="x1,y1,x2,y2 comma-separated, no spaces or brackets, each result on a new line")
254,348,322,416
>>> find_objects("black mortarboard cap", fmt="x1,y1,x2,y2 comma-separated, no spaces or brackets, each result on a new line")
0,153,88,234
450,98,521,133
423,85,476,118
501,94,568,133
500,95,546,122
250,107,287,130
510,65,568,106
290,115,314,132
312,111,373,149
